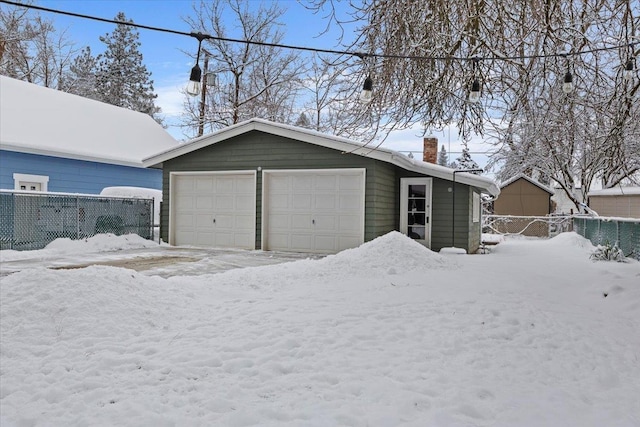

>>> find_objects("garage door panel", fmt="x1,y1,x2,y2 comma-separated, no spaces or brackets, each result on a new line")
269,214,290,229
236,195,255,211
314,215,336,231
172,173,256,249
269,194,289,210
175,177,195,192
339,215,361,231
291,214,313,229
315,175,336,190
176,195,194,210
175,214,194,227
293,175,313,190
213,214,234,229
292,194,312,210
195,177,214,191
314,235,337,252
196,196,213,210
215,195,234,211
235,214,255,229
339,174,364,190
264,169,364,253
291,234,313,251
195,214,214,228
340,195,362,211
315,194,336,210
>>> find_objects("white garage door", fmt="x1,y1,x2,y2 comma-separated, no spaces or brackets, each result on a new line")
263,169,365,253
170,172,256,249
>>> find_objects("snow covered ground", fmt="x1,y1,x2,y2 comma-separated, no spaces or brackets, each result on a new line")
1,232,639,426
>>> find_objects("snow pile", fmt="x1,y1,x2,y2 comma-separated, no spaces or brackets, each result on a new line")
196,231,455,292
542,231,596,252
1,233,640,426
0,233,159,263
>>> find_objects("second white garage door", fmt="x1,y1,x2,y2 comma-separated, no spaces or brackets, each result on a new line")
170,171,256,249
262,169,366,253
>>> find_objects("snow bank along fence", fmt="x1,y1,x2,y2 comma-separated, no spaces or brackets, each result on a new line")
573,216,640,260
483,214,573,238
0,190,154,251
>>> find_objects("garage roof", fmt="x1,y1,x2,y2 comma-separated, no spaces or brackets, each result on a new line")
143,118,500,197
0,75,179,167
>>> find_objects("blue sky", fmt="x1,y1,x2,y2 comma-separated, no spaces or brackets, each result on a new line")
30,1,491,170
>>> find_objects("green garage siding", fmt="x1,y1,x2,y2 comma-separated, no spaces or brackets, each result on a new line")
151,121,497,254
160,131,399,248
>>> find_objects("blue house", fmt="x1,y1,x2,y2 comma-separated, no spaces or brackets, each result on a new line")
0,76,178,194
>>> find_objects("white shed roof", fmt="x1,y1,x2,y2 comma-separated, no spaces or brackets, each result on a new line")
0,75,179,167
143,118,500,197
588,187,640,196
500,173,554,195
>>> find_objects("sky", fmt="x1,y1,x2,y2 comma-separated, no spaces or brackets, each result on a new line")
18,0,493,171
1,231,639,425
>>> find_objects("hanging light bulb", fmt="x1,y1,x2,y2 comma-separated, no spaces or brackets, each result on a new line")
359,76,373,103
186,63,202,96
562,71,573,94
187,32,206,97
468,78,481,103
624,59,635,80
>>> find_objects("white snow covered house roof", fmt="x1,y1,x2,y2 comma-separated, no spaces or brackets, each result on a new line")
0,75,178,167
143,118,501,197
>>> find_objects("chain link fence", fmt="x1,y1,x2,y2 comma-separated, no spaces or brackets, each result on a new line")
573,217,640,260
0,190,154,251
483,214,574,238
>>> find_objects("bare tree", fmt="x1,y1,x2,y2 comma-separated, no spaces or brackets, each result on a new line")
0,2,76,88
181,0,305,136
305,0,640,209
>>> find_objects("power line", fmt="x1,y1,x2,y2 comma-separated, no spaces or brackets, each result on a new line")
1,0,637,62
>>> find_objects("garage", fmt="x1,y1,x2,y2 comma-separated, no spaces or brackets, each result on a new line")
262,169,365,253
170,171,256,249
144,118,500,254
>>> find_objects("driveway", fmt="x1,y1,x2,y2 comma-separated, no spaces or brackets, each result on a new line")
0,246,319,279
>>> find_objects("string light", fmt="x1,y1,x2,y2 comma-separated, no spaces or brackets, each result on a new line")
360,76,373,103
562,56,574,94
2,0,638,98
624,59,635,81
186,33,207,96
468,58,481,103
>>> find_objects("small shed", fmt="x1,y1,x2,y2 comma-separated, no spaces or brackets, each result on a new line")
494,174,554,216
143,119,500,254
0,76,178,194
587,187,640,219
492,174,554,237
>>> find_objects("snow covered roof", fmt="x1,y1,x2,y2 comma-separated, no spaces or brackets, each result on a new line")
500,173,554,195
0,75,179,168
588,187,640,196
143,118,500,197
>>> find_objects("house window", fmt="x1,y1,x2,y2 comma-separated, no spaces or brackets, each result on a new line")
13,173,49,192
473,192,481,223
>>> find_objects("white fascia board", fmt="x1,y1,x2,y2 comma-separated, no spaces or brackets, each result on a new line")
142,118,500,197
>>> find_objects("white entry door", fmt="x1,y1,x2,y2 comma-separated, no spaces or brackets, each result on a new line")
263,169,366,253
170,172,256,249
400,177,432,247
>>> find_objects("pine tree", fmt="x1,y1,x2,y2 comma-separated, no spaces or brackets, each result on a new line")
437,144,449,167
61,46,99,100
455,141,481,174
294,112,311,129
95,12,160,121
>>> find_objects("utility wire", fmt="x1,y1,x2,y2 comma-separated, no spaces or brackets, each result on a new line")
1,0,637,62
